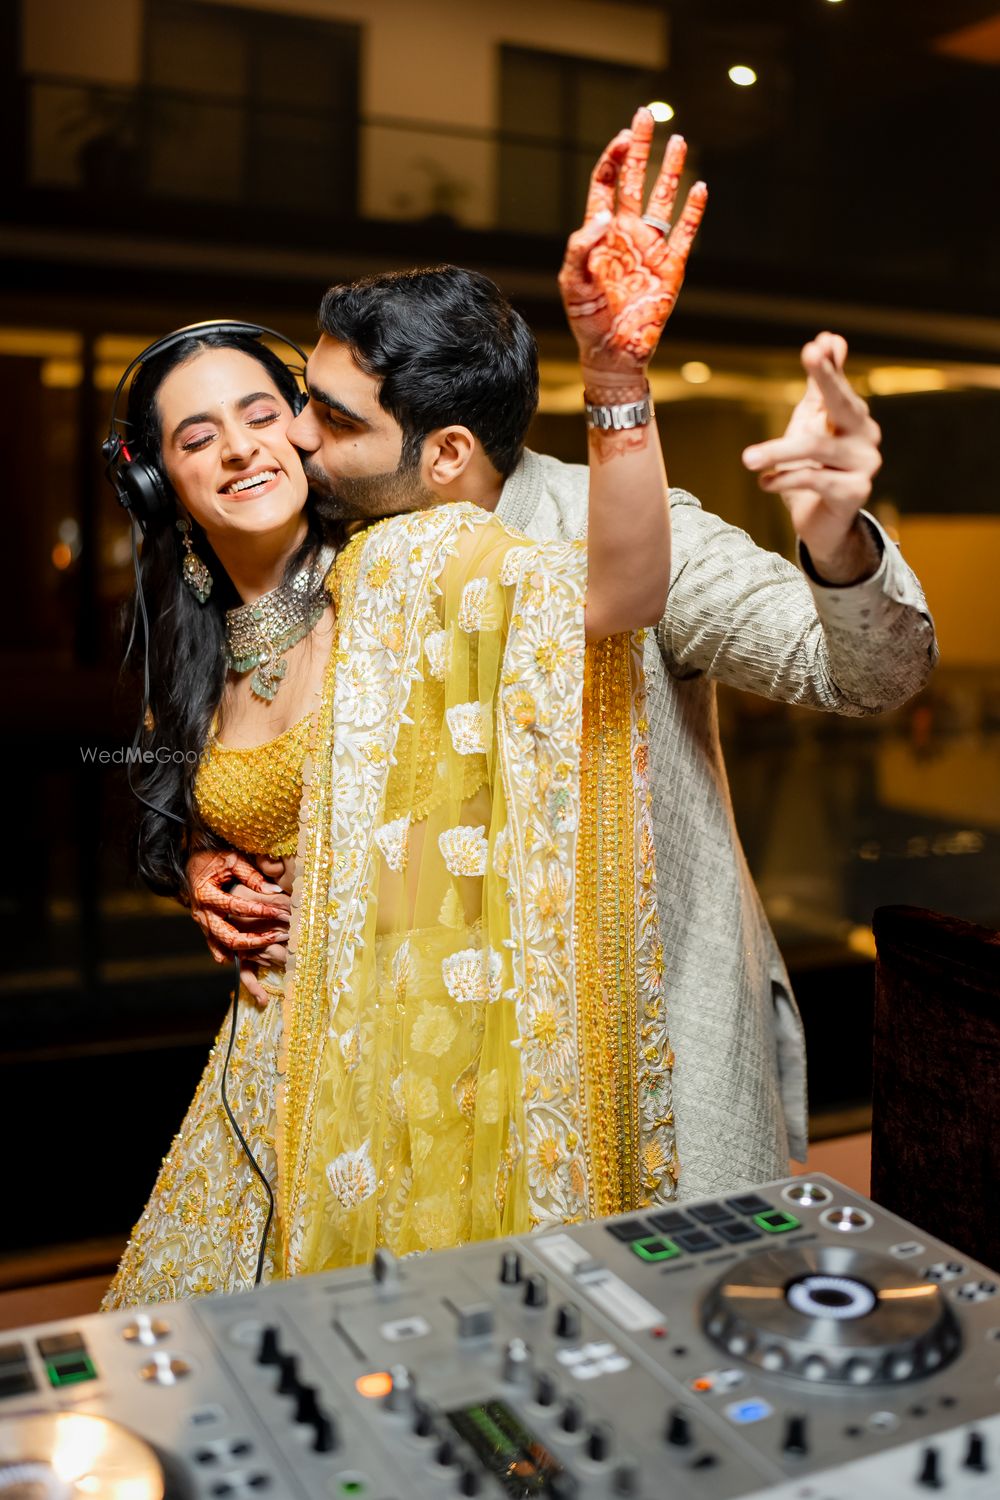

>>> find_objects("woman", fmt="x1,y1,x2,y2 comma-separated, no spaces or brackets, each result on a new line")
104,117,705,1304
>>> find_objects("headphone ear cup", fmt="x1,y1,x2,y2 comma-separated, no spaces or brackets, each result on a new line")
120,458,170,534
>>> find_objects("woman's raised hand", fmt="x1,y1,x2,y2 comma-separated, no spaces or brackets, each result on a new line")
559,108,708,379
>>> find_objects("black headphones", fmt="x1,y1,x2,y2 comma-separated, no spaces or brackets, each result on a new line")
102,320,310,534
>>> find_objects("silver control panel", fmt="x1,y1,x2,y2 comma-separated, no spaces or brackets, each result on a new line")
1,1175,998,1499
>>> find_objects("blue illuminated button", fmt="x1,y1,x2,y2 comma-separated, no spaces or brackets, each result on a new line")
630,1236,681,1263
725,1398,774,1426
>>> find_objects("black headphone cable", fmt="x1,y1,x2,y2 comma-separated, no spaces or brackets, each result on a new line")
221,955,276,1287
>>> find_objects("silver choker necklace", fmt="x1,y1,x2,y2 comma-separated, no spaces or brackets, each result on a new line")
225,546,335,701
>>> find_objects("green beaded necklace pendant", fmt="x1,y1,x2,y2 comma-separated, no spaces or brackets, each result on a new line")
249,657,287,701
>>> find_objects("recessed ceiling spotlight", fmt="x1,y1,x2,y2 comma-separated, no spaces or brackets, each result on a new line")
728,65,758,87
647,100,675,123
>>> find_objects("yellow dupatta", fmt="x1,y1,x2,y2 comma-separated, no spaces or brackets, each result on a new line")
277,502,676,1276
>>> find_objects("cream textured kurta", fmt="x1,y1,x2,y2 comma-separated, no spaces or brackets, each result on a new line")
496,451,938,1196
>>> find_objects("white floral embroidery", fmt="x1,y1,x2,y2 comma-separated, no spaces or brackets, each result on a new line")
424,628,449,681
438,824,488,877
438,886,465,928
340,654,389,728
458,576,493,633
522,995,575,1093
389,1071,406,1123
375,814,410,872
391,941,412,1003
337,1022,362,1073
410,1004,458,1057
326,1140,377,1209
442,946,504,1005
446,701,487,755
500,546,529,587
404,1076,439,1122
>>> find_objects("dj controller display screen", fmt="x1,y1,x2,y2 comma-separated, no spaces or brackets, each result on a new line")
447,1399,563,1496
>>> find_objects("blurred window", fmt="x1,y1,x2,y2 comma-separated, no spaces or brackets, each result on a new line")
498,46,659,233
27,1,359,214
145,0,360,213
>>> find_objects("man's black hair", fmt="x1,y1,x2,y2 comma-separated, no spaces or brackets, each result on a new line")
318,266,539,479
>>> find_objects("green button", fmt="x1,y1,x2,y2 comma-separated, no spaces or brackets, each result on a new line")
753,1210,801,1234
45,1353,97,1387
631,1235,681,1262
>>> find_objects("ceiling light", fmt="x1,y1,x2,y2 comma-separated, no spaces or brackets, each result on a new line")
728,65,757,87
647,100,675,123
681,361,712,384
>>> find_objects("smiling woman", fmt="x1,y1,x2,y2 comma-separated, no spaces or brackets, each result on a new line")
116,328,340,896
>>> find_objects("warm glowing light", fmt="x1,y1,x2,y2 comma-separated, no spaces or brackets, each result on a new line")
681,361,712,385
52,542,73,571
355,1371,393,1399
867,366,947,396
728,65,758,87
647,100,675,123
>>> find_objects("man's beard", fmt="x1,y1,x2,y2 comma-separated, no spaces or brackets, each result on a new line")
303,450,437,525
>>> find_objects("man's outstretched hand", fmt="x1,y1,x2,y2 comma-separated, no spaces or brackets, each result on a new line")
743,333,884,584
559,106,708,383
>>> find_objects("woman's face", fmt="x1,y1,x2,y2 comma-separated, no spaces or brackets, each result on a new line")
157,347,308,543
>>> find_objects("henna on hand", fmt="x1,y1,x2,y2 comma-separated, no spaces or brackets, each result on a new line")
187,848,290,958
559,107,708,376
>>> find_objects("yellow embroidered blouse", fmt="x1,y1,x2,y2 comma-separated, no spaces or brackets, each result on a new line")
195,714,313,860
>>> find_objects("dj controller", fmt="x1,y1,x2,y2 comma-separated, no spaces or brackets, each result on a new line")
2,1174,999,1499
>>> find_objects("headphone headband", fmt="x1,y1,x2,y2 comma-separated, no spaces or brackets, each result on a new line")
103,319,310,533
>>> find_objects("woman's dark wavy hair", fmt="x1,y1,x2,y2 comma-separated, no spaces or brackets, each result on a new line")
117,331,335,898
318,266,539,478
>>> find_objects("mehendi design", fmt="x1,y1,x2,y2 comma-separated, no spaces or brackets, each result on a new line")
559,108,708,372
188,848,289,955
587,424,652,466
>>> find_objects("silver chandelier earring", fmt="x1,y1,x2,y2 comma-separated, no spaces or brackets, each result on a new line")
176,516,213,604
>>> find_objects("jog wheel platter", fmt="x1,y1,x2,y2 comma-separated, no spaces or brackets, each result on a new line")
703,1244,962,1386
0,1414,166,1500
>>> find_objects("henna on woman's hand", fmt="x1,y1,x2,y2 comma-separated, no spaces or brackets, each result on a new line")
559,107,708,375
187,848,290,957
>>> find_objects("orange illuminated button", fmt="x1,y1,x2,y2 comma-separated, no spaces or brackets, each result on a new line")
355,1371,394,1399
691,1376,714,1393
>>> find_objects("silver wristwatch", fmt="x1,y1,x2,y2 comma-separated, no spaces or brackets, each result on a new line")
584,394,655,431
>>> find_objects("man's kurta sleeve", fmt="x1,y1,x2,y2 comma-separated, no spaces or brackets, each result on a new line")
657,491,937,713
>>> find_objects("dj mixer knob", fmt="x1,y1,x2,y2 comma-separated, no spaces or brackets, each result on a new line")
502,1337,532,1384
499,1249,522,1284
586,1421,613,1462
523,1272,549,1308
383,1364,415,1415
554,1302,582,1339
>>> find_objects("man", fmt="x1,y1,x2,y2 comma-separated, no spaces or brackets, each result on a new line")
188,112,936,1199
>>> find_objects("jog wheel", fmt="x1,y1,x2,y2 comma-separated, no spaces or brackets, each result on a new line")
703,1244,961,1385
0,1413,166,1500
